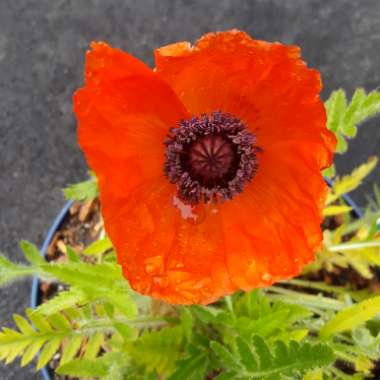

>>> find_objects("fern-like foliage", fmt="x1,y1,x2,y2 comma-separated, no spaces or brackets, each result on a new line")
0,254,35,286
211,335,334,379
56,352,129,380
130,326,185,376
325,88,380,154
306,159,380,280
0,308,87,369
33,287,87,316
63,173,98,201
40,261,137,317
324,88,380,177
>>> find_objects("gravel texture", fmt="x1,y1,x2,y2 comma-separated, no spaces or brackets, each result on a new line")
0,1,379,378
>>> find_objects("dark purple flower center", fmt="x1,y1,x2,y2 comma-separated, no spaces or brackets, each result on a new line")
164,111,260,205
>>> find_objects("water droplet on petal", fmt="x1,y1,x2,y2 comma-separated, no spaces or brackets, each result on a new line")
153,276,169,288
261,273,272,282
145,264,155,274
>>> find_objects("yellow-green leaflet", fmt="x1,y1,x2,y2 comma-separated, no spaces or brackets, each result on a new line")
320,294,380,339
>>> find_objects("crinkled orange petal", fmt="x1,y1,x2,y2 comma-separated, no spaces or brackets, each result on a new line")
74,42,189,204
219,143,327,291
105,180,235,305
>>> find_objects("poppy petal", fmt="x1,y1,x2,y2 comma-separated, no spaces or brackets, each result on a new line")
220,144,327,290
74,42,189,200
105,180,235,304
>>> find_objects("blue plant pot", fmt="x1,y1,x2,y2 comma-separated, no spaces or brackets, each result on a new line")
30,189,362,379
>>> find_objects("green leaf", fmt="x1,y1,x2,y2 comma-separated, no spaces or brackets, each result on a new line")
326,89,347,133
33,287,87,316
83,237,113,255
60,335,83,364
40,261,136,317
13,315,35,335
325,88,380,155
180,307,194,341
303,369,324,380
327,157,378,204
210,341,241,371
213,373,240,380
323,205,352,217
252,335,273,369
19,240,44,266
0,254,35,286
37,337,61,369
191,305,219,324
57,352,127,378
167,353,208,380
236,337,257,371
57,357,108,377
320,294,380,339
66,246,80,263
20,337,46,367
26,308,52,332
212,336,334,380
83,332,104,360
47,313,71,331
41,262,121,290
63,176,98,201
130,326,184,376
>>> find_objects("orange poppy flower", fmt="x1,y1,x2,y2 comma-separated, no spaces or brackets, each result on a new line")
74,30,336,305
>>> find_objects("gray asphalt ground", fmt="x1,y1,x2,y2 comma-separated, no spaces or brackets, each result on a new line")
0,1,379,379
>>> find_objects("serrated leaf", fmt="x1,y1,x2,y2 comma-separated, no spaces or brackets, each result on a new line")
47,313,71,331
323,205,352,217
26,309,52,332
66,246,80,263
342,88,366,137
0,255,17,270
191,305,219,324
253,335,273,369
63,176,98,201
41,262,122,290
325,88,380,154
83,332,104,359
327,157,378,204
326,89,347,132
20,337,46,367
83,237,113,255
37,337,61,369
57,357,108,377
60,335,82,364
13,315,35,335
0,254,35,286
180,307,194,341
320,294,380,339
214,373,239,380
236,337,257,371
167,353,208,380
212,336,334,379
303,369,324,380
130,326,184,376
19,241,44,266
34,287,87,316
210,341,240,371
